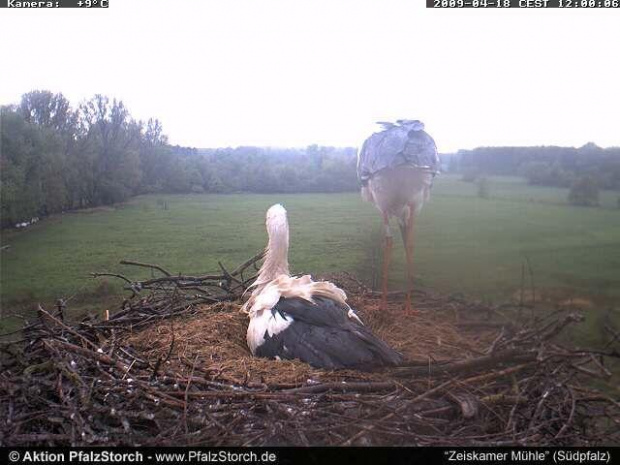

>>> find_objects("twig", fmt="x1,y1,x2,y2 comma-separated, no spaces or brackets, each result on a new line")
37,305,98,350
229,250,265,276
120,260,172,276
91,272,133,284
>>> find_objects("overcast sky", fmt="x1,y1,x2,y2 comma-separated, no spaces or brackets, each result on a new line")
1,1,618,152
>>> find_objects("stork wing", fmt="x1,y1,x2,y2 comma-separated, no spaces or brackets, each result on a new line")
258,296,403,369
357,121,439,183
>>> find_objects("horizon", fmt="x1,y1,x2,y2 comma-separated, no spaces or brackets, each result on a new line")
191,141,616,153
3,90,617,153
4,90,617,153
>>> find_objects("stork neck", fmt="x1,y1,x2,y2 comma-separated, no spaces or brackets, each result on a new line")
255,216,290,288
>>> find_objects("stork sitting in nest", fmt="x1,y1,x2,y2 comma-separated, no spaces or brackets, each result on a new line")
243,204,403,369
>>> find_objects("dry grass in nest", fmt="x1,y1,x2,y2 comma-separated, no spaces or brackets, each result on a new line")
124,281,497,387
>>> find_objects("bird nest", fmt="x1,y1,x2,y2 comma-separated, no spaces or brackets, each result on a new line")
1,260,619,447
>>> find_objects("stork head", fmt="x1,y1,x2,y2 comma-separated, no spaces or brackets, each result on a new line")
266,204,288,230
248,204,290,291
265,204,289,259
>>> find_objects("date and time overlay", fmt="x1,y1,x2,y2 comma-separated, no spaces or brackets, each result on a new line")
427,0,620,7
1,0,620,8
1,0,107,8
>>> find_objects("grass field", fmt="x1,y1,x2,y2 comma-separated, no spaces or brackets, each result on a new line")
2,175,620,344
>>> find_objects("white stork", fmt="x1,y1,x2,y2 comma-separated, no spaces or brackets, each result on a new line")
358,120,439,313
243,204,403,369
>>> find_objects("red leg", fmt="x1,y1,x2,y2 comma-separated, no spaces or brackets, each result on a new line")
380,212,393,311
404,204,418,314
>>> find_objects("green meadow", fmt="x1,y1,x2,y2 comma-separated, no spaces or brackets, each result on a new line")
2,175,620,344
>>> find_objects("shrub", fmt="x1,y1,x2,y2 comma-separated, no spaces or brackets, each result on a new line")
477,177,490,199
568,176,600,207
461,169,479,183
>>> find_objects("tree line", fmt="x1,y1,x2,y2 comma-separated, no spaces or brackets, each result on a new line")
1,91,359,228
4,90,619,227
453,144,620,190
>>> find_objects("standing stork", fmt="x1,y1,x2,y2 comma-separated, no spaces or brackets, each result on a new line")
358,119,439,313
243,204,403,369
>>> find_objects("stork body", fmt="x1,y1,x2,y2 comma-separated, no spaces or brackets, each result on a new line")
358,120,439,312
244,204,403,369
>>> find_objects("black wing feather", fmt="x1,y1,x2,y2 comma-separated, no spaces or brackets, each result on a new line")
255,296,403,369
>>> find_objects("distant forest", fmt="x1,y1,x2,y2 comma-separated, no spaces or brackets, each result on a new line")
0,91,358,227
2,91,620,227
452,145,620,190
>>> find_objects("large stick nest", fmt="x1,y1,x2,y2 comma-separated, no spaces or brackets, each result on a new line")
1,257,619,446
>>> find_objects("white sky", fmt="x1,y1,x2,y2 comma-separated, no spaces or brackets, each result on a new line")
0,1,618,152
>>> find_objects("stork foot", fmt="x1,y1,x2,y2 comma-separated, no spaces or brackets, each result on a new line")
404,294,419,315
374,297,391,327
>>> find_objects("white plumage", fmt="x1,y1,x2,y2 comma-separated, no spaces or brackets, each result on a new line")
357,120,439,312
243,204,402,369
